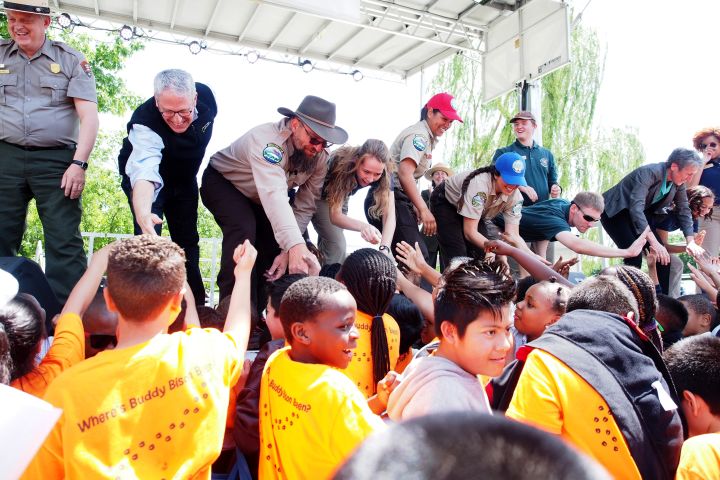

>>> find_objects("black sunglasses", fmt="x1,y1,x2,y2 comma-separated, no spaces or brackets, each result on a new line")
89,334,117,350
702,141,718,149
571,202,600,223
301,122,332,149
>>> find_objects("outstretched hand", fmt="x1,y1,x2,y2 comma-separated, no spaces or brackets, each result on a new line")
484,239,514,257
552,256,579,279
395,241,426,275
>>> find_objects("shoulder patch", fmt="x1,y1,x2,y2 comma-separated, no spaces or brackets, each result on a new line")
412,134,427,152
539,157,549,168
511,201,523,216
471,192,487,208
262,143,284,165
79,60,93,77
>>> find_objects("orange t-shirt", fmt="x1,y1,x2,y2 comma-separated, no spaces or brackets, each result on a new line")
11,312,84,398
507,349,640,480
24,327,244,479
341,311,400,398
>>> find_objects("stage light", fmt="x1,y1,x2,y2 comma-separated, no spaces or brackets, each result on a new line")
57,13,72,29
246,50,259,64
188,41,202,55
119,25,134,41
300,59,314,73
351,69,363,81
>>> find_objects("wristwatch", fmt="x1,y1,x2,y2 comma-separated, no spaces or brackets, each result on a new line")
379,245,390,253
71,160,89,170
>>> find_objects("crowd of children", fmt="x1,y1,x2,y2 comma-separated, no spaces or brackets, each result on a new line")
1,228,718,479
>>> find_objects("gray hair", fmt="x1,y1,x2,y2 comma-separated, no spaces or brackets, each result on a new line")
153,69,195,99
666,148,702,169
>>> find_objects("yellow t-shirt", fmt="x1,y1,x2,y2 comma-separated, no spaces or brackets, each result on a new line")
342,311,400,398
506,349,641,480
11,312,85,398
676,433,720,480
24,327,244,479
259,347,385,480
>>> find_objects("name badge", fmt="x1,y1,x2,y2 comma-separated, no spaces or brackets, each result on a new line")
50,63,61,74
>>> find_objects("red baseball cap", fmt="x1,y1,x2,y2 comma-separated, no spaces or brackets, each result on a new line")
426,93,463,123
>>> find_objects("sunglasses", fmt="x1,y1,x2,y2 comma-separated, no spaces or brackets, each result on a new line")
572,202,600,223
301,122,332,149
702,142,718,149
87,334,117,350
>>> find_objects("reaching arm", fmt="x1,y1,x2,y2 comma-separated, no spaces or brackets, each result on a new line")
485,240,573,287
62,244,111,317
462,217,490,249
395,269,435,324
398,159,436,235
379,194,397,248
555,227,648,259
132,180,163,235
395,241,441,287
224,241,258,349
329,203,381,244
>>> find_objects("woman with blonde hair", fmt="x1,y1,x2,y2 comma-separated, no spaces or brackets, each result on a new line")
312,139,396,264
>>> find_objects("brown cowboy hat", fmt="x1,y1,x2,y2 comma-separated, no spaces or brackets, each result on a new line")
278,95,348,145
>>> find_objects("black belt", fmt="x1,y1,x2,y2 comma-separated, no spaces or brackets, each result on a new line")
1,140,75,151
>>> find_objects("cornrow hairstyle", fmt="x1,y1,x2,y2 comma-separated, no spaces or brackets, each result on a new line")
337,248,397,392
602,265,663,351
325,139,393,220
0,322,12,385
435,259,517,338
456,165,500,212
279,277,348,341
538,278,570,316
686,185,714,220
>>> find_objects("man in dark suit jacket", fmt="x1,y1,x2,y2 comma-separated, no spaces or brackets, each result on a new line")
601,148,705,276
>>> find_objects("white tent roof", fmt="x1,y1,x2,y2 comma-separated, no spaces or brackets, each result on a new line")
49,0,527,78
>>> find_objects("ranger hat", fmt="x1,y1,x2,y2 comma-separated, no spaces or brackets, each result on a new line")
278,95,348,145
2,0,51,14
424,163,454,181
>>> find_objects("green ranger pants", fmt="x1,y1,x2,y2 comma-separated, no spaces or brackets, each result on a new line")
0,141,86,303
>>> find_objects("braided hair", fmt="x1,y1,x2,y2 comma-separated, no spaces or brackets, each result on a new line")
602,265,663,351
337,249,397,391
456,165,500,211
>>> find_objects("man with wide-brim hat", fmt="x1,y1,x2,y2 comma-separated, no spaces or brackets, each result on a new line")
201,95,347,312
0,0,99,304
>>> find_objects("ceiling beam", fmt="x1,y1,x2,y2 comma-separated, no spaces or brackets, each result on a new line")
204,0,223,37
132,0,138,23
269,11,297,50
299,19,332,54
379,40,425,70
237,3,260,43
170,0,180,29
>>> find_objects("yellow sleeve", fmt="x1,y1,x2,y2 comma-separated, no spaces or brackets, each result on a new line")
506,350,563,435
675,435,720,480
12,313,85,398
328,387,384,462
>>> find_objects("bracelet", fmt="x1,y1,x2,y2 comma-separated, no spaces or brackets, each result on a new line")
379,245,390,252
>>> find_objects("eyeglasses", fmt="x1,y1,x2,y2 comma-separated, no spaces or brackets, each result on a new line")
157,105,194,119
702,141,718,149
572,202,600,223
301,122,332,149
86,333,117,350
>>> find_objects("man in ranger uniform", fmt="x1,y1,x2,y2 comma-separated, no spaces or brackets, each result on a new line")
117,69,217,304
0,0,99,303
201,95,347,311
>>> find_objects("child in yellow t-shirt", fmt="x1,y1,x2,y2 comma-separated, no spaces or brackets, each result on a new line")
259,276,386,480
337,248,400,397
25,236,257,479
664,335,720,480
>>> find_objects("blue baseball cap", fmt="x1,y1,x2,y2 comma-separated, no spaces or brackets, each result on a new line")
495,152,527,186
